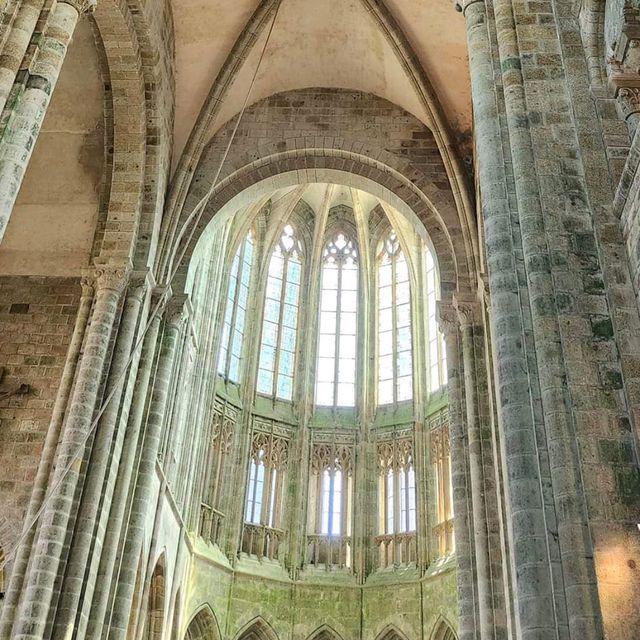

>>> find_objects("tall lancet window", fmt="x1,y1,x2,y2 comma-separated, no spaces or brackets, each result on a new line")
425,249,447,392
257,224,302,401
377,231,413,405
316,232,358,407
218,231,254,383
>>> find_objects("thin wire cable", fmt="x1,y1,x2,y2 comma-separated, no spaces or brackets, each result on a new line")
0,0,282,576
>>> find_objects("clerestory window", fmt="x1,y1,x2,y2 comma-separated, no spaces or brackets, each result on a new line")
377,231,413,405
257,224,302,401
315,233,358,407
218,231,255,383
425,248,447,392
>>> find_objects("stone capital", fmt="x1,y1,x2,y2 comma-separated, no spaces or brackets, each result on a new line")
94,260,131,294
453,296,482,328
79,270,95,298
58,0,97,15
165,294,190,329
437,302,459,338
128,270,155,301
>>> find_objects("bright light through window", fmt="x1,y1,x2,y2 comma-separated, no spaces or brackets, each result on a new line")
321,468,343,535
257,225,302,401
316,233,358,407
378,231,413,405
218,231,254,383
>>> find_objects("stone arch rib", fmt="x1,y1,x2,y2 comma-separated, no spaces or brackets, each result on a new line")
375,624,410,640
307,624,344,640
429,617,458,640
184,604,221,640
234,616,279,640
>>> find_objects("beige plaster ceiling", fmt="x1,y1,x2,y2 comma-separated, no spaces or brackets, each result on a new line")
172,0,472,171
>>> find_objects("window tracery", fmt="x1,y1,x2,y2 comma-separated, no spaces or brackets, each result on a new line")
257,224,302,401
218,230,255,383
376,432,417,567
377,231,413,405
307,438,354,568
200,400,237,545
430,412,454,556
315,233,359,407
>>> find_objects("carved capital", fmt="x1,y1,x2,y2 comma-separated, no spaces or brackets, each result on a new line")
453,296,482,328
164,294,189,329
94,261,131,294
128,270,155,301
79,270,95,298
59,0,97,15
437,302,459,338
618,87,640,120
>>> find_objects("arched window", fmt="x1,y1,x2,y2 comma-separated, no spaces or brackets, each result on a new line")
217,230,255,383
376,437,417,567
316,233,358,407
257,224,302,400
377,231,413,405
425,249,447,392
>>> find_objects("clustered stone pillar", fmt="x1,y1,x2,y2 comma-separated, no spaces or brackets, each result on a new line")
108,296,187,639
0,274,95,639
53,273,152,638
455,299,499,640
439,303,477,640
87,298,165,639
0,0,96,242
8,261,129,640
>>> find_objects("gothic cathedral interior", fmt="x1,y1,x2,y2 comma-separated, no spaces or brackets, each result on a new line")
0,0,639,639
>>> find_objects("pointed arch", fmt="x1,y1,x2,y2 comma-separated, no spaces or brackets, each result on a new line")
184,604,221,640
307,624,344,640
375,624,410,640
144,552,166,640
234,616,279,640
430,617,457,640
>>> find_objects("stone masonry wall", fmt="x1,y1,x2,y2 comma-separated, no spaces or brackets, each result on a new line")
0,276,79,564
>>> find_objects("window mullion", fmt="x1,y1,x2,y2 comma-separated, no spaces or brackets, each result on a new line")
391,256,398,404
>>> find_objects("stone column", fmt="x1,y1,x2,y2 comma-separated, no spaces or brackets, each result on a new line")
107,296,186,640
0,273,94,638
10,261,129,640
86,290,166,640
455,298,497,640
460,0,567,636
0,0,46,115
53,272,152,639
438,303,477,640
0,0,95,243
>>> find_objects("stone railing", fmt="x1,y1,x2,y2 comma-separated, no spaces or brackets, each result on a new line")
434,518,455,557
241,523,284,561
375,532,417,568
306,534,352,569
199,503,225,546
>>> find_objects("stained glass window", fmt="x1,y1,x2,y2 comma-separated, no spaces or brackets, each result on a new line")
316,233,358,407
257,225,302,401
378,231,413,405
425,249,447,392
218,231,254,383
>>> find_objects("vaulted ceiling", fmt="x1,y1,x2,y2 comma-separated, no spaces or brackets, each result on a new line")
172,0,471,170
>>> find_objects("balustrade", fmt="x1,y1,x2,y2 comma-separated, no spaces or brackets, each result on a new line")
306,534,351,569
241,523,283,561
375,532,417,568
199,503,225,546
